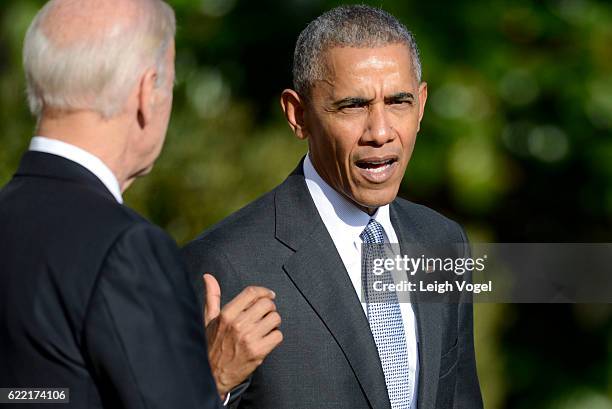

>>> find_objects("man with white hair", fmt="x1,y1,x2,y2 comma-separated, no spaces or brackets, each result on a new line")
0,0,282,407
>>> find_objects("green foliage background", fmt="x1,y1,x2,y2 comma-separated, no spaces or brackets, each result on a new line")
1,0,611,407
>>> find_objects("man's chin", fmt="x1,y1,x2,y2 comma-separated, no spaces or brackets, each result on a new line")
350,189,399,215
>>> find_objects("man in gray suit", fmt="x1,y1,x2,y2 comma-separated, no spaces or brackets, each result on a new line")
184,5,482,409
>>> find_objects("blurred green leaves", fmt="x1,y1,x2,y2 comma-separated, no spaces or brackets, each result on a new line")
1,1,611,408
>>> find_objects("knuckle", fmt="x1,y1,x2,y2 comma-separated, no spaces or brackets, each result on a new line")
238,332,250,348
217,314,227,328
218,311,231,326
251,298,267,312
244,338,259,356
229,320,241,333
270,312,281,326
253,345,267,360
260,298,275,311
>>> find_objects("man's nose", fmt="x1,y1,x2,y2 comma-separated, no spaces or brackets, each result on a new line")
362,103,395,146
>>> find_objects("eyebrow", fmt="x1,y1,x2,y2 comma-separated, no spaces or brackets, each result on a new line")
385,92,415,103
331,97,373,108
331,92,415,108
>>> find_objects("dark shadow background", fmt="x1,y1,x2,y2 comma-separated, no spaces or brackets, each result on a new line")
0,0,611,407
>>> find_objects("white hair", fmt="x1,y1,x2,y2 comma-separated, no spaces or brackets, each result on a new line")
23,0,176,119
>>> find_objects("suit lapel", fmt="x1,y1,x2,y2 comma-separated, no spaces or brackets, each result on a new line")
390,203,443,409
275,167,391,409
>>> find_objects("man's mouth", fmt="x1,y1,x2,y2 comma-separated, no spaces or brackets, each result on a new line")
354,156,400,183
355,157,398,172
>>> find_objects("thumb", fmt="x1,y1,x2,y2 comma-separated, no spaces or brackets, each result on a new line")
203,273,221,327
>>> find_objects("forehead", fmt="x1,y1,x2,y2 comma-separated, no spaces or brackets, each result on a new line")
318,44,416,91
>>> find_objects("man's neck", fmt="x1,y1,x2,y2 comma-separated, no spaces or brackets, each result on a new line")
37,112,132,192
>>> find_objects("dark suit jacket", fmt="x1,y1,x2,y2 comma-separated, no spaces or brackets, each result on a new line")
0,151,220,409
183,162,483,409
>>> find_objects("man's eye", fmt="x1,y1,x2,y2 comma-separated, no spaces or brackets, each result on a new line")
340,103,366,110
389,99,412,105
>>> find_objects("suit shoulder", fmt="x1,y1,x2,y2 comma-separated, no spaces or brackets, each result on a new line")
393,196,458,225
187,188,276,248
0,174,158,267
71,197,175,260
61,189,153,245
103,222,180,271
392,197,466,242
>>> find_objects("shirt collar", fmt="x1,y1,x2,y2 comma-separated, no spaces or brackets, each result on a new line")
29,136,123,204
303,154,396,243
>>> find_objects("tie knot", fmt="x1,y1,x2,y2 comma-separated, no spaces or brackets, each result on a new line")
360,219,385,244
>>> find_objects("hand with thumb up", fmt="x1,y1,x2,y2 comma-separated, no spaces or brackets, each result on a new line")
202,273,282,399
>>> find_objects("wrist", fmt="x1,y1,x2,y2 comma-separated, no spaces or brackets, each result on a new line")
215,375,231,397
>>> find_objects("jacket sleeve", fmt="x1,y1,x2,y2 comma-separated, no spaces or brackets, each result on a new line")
453,223,484,409
82,223,221,409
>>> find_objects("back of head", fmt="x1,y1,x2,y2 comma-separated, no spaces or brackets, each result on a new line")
23,0,176,119
293,4,422,97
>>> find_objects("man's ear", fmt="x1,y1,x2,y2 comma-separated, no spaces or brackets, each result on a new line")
137,67,158,130
280,89,308,140
417,82,428,133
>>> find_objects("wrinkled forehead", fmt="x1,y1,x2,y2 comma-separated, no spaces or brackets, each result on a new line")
317,44,417,89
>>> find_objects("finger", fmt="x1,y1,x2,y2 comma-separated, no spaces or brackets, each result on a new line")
257,329,284,357
203,273,221,326
237,297,277,327
251,311,282,338
223,286,275,319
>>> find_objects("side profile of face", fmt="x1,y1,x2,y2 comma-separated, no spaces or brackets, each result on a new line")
283,44,427,214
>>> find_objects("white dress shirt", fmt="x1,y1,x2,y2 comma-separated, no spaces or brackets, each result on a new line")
304,154,419,408
29,136,123,204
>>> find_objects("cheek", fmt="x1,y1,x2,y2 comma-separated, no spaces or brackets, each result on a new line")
322,120,362,160
402,130,418,151
390,113,419,148
163,95,173,120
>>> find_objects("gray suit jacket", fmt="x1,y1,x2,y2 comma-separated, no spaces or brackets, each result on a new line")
183,162,483,409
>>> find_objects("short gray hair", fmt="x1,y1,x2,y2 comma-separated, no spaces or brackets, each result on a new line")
23,0,176,119
293,4,422,97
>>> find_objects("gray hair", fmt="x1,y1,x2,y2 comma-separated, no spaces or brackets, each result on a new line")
23,0,176,119
293,4,422,96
